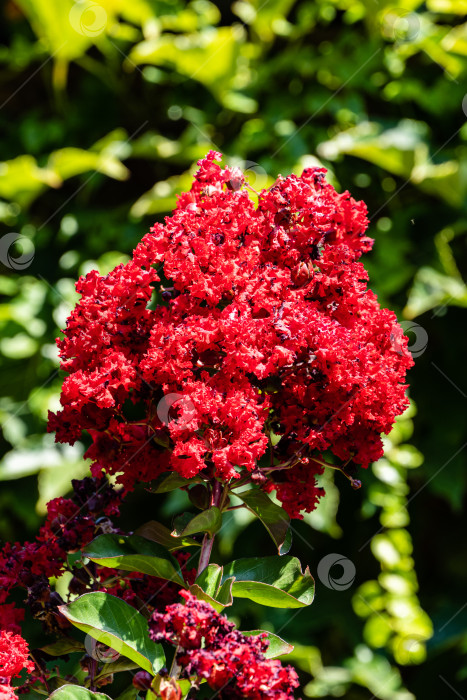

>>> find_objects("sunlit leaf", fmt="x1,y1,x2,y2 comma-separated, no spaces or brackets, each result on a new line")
83,534,185,585
222,556,315,608
49,686,112,700
59,592,165,674
242,630,294,658
172,507,222,538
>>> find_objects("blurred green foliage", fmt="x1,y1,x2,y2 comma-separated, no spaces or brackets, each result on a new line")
0,0,466,697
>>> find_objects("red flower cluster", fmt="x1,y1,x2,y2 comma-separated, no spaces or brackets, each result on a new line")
0,477,121,625
0,629,34,700
149,591,299,699
0,476,197,697
49,151,412,516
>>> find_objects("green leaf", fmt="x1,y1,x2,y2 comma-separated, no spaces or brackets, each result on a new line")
95,656,139,681
135,520,200,550
41,639,85,656
279,526,293,555
216,577,235,606
59,592,165,675
172,511,195,534
236,489,291,554
195,563,223,597
317,121,423,178
0,154,60,207
189,564,234,611
130,170,194,217
178,680,193,700
48,685,112,700
128,28,243,105
83,534,185,586
403,266,467,319
0,143,128,209
13,0,94,61
115,687,139,700
172,507,222,537
188,584,225,612
222,556,315,608
242,630,294,658
48,147,129,182
148,472,202,493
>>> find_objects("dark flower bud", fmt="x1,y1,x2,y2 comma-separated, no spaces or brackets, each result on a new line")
132,670,153,691
225,167,244,191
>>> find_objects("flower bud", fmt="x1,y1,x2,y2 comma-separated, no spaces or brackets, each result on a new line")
225,166,244,191
274,208,291,226
132,670,153,691
160,678,182,700
291,261,312,286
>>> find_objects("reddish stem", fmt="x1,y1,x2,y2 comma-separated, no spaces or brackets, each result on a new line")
197,480,222,576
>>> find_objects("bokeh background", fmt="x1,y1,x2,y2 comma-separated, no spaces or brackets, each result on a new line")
0,1,466,698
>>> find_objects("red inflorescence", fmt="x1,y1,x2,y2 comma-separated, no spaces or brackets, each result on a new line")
0,477,122,616
0,629,34,699
48,151,413,517
149,591,299,699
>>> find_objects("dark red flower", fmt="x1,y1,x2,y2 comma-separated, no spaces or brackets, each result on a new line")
0,606,24,636
0,477,121,618
149,591,299,699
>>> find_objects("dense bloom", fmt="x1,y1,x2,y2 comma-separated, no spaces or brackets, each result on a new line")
149,591,299,698
0,630,34,699
49,151,413,516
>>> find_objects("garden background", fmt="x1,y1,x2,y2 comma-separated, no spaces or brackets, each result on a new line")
0,0,466,697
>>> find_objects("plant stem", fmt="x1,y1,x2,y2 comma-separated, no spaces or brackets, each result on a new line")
88,657,98,691
197,534,214,576
169,649,182,680
197,480,222,576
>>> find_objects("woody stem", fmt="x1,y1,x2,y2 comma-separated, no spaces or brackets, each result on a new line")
197,480,222,576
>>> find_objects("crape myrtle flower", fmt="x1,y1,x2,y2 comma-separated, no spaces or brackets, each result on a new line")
48,151,413,518
0,477,121,612
0,470,194,673
0,629,34,700
149,591,299,699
